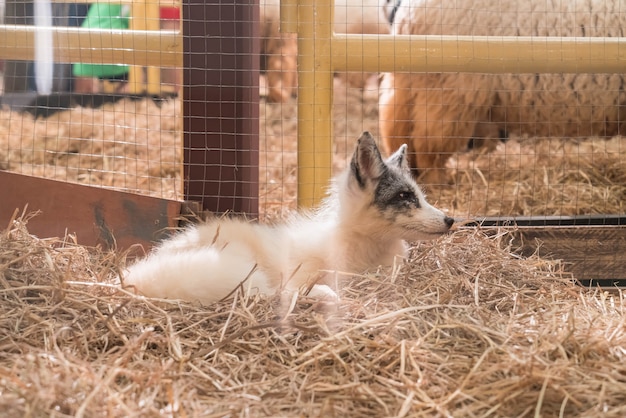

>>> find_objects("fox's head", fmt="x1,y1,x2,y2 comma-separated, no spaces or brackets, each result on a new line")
339,131,454,241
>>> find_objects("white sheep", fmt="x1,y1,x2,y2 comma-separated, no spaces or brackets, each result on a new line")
379,0,626,184
261,0,389,102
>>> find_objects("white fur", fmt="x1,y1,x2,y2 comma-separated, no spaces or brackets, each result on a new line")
122,133,453,304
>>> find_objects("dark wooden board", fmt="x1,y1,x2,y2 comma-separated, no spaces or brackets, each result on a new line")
0,92,175,118
465,217,626,287
182,0,259,217
471,214,626,227
0,171,181,251
1,171,623,286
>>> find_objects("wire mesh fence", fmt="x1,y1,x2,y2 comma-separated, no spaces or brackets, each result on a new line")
2,1,626,416
1,0,625,220
0,0,182,201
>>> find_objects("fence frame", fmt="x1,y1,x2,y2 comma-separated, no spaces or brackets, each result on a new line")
0,0,259,249
281,0,626,207
282,0,626,285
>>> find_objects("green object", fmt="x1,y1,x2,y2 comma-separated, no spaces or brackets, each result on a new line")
72,4,130,79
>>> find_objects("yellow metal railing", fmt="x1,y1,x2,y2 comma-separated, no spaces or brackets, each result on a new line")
128,0,164,94
282,0,335,208
281,0,626,207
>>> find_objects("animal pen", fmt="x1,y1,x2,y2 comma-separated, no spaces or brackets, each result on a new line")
1,0,626,416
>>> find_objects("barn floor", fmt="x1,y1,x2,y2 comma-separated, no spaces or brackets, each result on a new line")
1,78,626,416
1,211,625,417
3,76,625,220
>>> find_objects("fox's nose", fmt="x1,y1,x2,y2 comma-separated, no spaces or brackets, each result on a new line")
444,217,455,228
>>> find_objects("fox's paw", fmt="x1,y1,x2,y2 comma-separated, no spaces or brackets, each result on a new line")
307,284,339,301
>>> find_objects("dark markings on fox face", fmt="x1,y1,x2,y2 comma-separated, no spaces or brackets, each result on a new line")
350,157,366,189
373,167,422,217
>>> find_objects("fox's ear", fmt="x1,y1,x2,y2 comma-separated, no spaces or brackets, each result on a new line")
386,144,410,173
350,132,385,188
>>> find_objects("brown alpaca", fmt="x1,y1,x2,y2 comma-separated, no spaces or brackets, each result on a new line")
260,2,298,103
261,0,389,102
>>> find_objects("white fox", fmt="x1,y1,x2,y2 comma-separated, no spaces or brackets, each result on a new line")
122,132,454,303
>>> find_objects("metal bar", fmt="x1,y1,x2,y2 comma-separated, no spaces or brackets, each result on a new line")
296,0,334,207
279,0,298,33
331,34,626,73
296,6,626,207
0,24,181,67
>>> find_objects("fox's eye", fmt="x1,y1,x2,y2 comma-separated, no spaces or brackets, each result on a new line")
393,191,417,205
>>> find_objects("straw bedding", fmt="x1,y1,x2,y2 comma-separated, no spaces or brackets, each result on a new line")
2,82,626,416
2,82,626,218
0,98,182,201
261,79,626,219
2,211,626,417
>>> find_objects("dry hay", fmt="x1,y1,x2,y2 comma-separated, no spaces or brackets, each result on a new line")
260,81,626,219
3,81,626,219
0,98,182,201
439,134,626,218
2,70,625,417
1,212,626,417
259,78,381,217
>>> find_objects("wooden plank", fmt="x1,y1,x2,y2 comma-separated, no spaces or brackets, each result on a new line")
0,92,174,118
509,226,626,287
465,218,626,287
472,214,626,227
331,34,626,74
182,0,259,217
0,171,181,251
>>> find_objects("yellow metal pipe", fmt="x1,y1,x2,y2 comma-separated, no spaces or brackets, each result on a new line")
129,0,163,94
48,0,134,3
145,0,163,94
0,25,181,67
297,0,334,207
280,0,298,33
331,34,626,73
129,1,148,94
297,9,626,207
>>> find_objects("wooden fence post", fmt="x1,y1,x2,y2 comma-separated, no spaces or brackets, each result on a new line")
182,0,260,218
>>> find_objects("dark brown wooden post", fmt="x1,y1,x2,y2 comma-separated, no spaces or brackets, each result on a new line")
182,0,260,218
